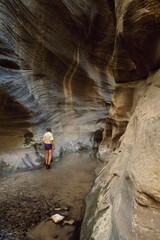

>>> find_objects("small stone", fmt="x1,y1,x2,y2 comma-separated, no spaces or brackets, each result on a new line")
63,219,75,225
54,208,62,211
63,207,69,211
50,214,65,223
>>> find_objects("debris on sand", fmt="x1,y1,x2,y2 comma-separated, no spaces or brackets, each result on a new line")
54,206,70,211
63,219,75,225
50,214,65,223
54,207,62,211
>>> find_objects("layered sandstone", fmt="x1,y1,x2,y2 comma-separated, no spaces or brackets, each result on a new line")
81,1,160,239
81,70,160,240
1,0,160,239
0,0,114,169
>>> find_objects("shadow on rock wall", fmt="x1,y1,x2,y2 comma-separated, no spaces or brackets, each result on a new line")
0,0,114,169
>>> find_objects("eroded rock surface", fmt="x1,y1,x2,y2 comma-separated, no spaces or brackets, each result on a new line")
1,0,160,239
81,70,160,240
81,1,160,240
0,0,114,167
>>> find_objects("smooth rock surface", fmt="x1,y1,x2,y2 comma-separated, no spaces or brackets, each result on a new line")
81,70,160,240
81,2,160,238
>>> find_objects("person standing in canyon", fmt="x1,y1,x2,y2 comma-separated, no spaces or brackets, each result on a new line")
43,127,55,169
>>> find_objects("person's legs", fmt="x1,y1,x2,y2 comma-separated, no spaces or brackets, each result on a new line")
44,144,52,169
51,149,53,162
47,149,52,168
45,150,49,166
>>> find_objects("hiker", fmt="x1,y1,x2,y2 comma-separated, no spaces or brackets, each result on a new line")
43,127,55,169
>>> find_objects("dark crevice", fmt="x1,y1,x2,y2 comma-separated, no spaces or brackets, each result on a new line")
0,59,20,69
107,0,115,12
0,91,32,127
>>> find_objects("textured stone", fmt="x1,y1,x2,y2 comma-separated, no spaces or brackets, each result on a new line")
111,0,160,82
0,0,114,166
1,0,160,239
81,70,160,240
81,1,160,238
99,80,147,154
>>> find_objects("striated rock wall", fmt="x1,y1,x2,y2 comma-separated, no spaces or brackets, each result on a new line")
1,0,160,238
98,0,160,158
81,70,160,240
99,80,147,156
0,0,115,168
111,0,160,83
81,0,160,239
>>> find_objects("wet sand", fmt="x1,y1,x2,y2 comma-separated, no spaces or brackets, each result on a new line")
0,151,98,240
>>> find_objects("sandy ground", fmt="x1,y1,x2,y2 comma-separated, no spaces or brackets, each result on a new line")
0,151,99,240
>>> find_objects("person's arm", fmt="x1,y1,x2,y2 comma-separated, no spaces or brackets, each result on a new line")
51,140,55,150
50,133,55,149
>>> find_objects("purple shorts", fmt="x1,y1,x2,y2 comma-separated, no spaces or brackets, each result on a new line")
44,144,52,150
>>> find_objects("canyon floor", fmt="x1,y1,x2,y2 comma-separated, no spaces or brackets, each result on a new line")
0,151,98,240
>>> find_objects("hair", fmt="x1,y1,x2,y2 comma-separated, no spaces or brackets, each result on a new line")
47,127,51,132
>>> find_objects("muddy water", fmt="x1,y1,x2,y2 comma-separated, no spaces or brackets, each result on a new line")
0,151,99,240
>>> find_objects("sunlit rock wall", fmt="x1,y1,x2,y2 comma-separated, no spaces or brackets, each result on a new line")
81,0,160,239
99,0,160,156
0,0,115,169
81,70,160,240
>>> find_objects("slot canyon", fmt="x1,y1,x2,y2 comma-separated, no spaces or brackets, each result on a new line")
0,0,160,239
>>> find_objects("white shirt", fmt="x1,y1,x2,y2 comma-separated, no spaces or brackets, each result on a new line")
43,132,54,144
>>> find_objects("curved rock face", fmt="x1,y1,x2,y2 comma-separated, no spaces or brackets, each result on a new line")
1,0,160,239
0,0,114,168
81,71,160,240
111,0,160,83
99,0,160,155
81,1,160,239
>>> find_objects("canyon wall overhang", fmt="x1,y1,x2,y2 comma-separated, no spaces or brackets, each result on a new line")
0,0,115,168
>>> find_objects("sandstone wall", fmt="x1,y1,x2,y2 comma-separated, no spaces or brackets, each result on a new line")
1,0,160,238
0,0,115,169
81,0,160,239
81,69,160,240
